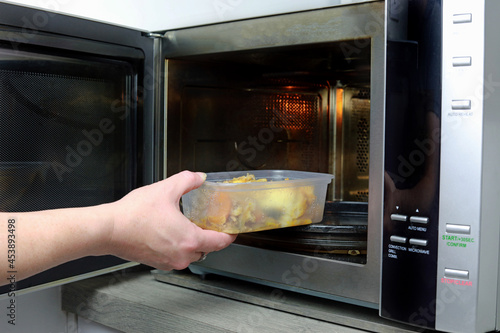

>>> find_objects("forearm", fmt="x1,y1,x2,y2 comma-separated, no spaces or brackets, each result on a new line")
0,203,113,283
0,171,236,286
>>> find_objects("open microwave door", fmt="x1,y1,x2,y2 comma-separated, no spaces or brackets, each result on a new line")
157,1,385,309
0,2,160,296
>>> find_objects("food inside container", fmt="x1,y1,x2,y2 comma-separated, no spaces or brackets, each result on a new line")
182,170,334,233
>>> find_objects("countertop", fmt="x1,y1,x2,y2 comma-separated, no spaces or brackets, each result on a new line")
62,269,434,333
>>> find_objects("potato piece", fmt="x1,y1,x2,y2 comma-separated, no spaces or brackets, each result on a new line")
255,186,316,221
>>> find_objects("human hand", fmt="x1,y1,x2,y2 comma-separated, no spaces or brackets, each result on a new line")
105,171,237,270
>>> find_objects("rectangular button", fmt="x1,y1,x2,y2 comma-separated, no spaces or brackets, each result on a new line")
452,56,472,67
391,214,407,222
453,13,472,24
409,238,428,247
410,216,429,224
445,268,469,280
390,235,407,244
451,100,472,110
446,224,471,235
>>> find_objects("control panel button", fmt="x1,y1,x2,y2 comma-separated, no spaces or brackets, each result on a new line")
409,238,428,247
409,216,429,224
452,56,472,67
453,13,472,24
390,235,407,244
390,214,407,222
451,99,472,110
446,224,471,235
444,268,469,280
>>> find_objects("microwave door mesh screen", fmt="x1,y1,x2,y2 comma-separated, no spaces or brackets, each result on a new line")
0,67,132,212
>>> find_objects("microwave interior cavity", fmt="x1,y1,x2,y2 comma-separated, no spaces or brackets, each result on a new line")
166,40,371,200
166,39,372,263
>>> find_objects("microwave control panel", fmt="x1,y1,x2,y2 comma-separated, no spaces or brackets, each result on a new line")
382,0,442,328
383,1,500,333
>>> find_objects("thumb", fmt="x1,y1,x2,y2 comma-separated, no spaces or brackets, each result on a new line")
168,170,207,197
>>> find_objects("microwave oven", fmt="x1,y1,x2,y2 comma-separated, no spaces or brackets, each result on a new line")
1,1,500,332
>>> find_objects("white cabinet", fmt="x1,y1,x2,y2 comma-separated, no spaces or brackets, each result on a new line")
2,0,374,30
0,287,67,333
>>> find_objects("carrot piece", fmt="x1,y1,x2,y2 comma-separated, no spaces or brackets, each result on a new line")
206,192,232,225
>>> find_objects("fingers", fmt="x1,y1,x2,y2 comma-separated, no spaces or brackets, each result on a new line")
109,170,236,272
165,171,207,201
166,229,236,270
181,231,236,268
195,252,208,262
195,229,237,254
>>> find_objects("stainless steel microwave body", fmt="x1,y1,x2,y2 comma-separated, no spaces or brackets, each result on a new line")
1,1,500,332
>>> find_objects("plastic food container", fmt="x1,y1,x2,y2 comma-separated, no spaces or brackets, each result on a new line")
182,170,334,233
